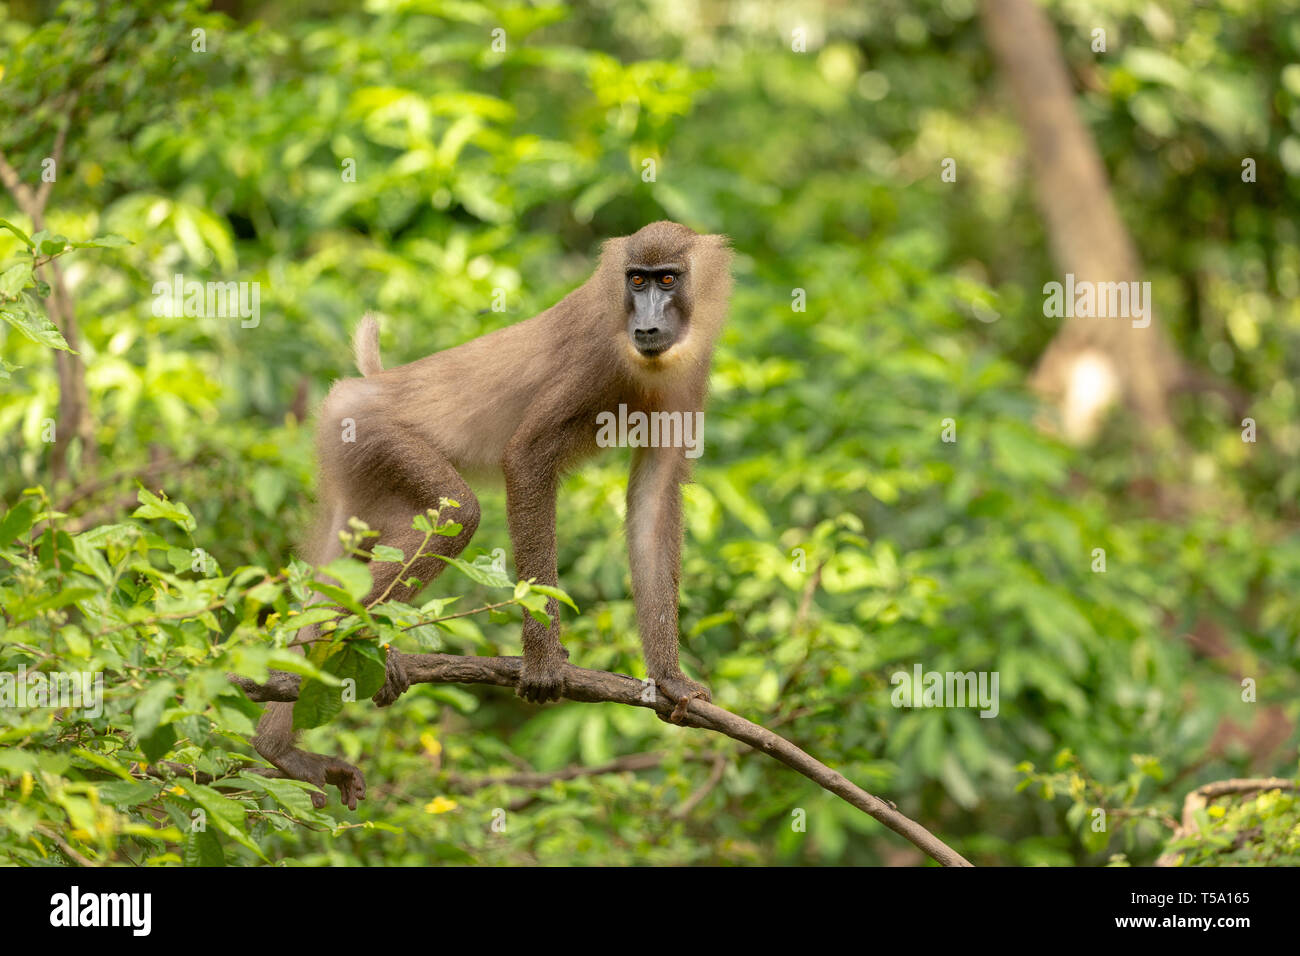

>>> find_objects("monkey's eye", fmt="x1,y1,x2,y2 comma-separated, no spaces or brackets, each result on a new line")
660,274,675,287
630,274,646,287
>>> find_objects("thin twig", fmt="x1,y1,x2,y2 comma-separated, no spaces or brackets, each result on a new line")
34,825,97,866
674,753,728,818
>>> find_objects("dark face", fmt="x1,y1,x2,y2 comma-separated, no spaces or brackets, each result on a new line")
625,262,689,358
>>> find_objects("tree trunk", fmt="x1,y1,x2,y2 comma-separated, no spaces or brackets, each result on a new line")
46,257,96,480
980,0,1182,442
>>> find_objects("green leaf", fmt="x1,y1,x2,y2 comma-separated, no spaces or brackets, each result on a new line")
293,642,386,730
0,302,74,351
530,584,579,612
293,674,344,730
0,263,32,298
183,826,226,866
238,774,325,818
36,234,69,256
319,558,373,602
133,679,178,739
435,554,513,588
179,782,266,860
70,234,132,249
0,497,41,545
250,467,287,516
311,582,368,616
139,724,178,763
0,218,33,247
97,780,163,806
71,533,114,585
132,487,197,533
280,606,344,631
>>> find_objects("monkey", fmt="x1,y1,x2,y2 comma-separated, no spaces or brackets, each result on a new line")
250,221,733,808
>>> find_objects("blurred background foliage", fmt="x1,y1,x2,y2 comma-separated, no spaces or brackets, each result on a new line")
1,0,1298,866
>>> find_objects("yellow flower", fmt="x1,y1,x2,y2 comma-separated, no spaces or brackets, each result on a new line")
424,796,458,814
420,732,442,757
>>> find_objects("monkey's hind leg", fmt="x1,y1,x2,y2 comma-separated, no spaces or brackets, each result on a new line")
359,474,481,709
248,499,369,808
252,697,365,810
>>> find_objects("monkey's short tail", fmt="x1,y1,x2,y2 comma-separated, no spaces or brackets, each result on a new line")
353,312,383,376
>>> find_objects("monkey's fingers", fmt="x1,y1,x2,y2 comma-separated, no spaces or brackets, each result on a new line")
515,665,566,703
515,680,564,703
280,751,365,810
324,758,366,811
658,675,711,724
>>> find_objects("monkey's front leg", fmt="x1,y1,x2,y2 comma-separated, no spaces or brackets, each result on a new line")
504,455,568,702
627,446,711,720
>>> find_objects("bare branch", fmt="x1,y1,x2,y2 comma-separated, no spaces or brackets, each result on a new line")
34,92,79,211
674,752,728,819
234,652,973,867
34,825,97,867
0,147,38,218
1155,776,1298,866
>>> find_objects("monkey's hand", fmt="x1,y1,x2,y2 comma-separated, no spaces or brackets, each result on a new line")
656,673,711,724
271,749,366,810
517,644,569,703
372,646,410,708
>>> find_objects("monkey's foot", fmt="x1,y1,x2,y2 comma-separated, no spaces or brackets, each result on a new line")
372,647,410,708
516,656,567,703
271,748,366,810
656,674,711,723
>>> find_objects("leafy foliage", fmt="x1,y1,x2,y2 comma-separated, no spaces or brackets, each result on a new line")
1,0,1298,865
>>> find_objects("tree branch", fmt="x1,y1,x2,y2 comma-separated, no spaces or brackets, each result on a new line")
1,86,95,480
1155,776,1298,866
674,752,729,819
235,653,973,866
34,92,78,212
0,147,38,217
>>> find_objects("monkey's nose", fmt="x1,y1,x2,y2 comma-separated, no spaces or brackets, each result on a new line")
635,327,661,340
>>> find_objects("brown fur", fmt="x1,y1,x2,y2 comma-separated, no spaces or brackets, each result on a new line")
253,221,733,808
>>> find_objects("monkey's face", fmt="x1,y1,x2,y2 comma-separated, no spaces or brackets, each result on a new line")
625,266,689,360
